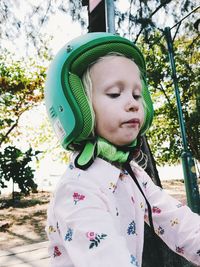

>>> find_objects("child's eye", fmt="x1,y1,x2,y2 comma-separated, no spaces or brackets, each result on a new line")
133,95,142,100
107,93,120,98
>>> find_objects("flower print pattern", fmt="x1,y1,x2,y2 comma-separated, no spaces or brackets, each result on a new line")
53,246,62,257
121,169,128,175
109,182,117,192
86,231,96,240
130,254,139,266
48,225,56,234
197,249,200,256
127,220,136,235
152,206,161,214
124,170,128,175
176,203,183,208
56,222,60,235
176,246,184,254
73,192,85,205
170,218,179,226
69,163,74,170
119,172,125,180
116,207,119,216
131,196,135,204
140,202,144,209
144,207,148,219
65,227,73,241
119,170,128,180
142,181,147,189
86,231,107,249
156,226,165,236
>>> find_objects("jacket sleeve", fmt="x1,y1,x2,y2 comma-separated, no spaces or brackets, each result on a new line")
49,177,139,267
141,169,200,266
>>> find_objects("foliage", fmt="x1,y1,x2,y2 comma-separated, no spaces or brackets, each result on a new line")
143,31,200,165
176,37,200,161
0,0,199,166
0,146,40,197
0,51,46,146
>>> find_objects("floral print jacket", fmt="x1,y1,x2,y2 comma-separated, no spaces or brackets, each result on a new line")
46,157,200,267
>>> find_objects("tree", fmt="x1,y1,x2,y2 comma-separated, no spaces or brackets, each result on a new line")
143,31,200,165
0,50,48,198
1,0,197,165
0,0,54,57
0,146,40,201
0,51,47,146
1,0,198,164
0,1,196,54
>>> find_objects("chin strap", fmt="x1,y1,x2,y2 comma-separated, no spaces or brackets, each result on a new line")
74,137,140,170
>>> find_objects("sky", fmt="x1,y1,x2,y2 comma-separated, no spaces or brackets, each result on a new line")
2,1,83,57
2,0,177,58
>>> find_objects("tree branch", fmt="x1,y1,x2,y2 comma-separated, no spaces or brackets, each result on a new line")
134,0,172,43
0,119,19,147
0,103,37,147
128,0,134,36
158,83,174,111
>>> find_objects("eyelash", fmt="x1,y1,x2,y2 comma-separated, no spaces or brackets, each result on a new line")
107,93,120,98
133,95,142,100
107,93,142,100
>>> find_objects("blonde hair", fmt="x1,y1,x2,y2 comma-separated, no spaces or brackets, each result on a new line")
82,53,129,104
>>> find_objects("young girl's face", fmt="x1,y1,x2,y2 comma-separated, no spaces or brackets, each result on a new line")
90,56,145,146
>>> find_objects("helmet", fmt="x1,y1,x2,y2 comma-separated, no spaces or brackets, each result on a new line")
45,32,153,151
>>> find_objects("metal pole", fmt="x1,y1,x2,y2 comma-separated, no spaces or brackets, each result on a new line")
105,0,115,33
164,27,200,214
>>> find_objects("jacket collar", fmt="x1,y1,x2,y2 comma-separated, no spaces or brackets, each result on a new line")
72,154,122,193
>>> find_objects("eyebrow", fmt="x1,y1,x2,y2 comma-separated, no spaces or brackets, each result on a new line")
103,81,122,92
103,81,142,94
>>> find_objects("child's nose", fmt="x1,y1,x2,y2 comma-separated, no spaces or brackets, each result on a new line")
125,97,139,112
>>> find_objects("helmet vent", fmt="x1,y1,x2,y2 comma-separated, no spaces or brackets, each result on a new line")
49,106,56,119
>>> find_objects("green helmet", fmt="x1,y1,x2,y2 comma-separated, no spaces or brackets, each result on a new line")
45,32,153,154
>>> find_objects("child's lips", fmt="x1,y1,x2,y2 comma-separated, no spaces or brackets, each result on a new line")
122,119,140,128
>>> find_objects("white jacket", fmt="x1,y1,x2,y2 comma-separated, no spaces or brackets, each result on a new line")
46,157,200,267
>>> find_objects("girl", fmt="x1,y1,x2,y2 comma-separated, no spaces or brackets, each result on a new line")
45,32,200,267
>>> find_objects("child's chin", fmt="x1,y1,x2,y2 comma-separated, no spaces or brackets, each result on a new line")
114,139,136,148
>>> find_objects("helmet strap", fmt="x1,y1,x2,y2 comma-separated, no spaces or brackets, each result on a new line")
74,136,142,170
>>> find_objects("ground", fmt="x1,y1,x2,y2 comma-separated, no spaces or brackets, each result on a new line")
0,191,51,250
0,179,196,250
